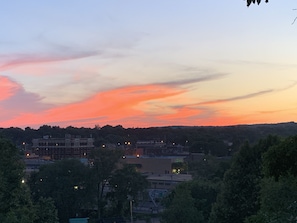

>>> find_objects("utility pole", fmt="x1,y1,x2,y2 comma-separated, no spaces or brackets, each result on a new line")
130,200,133,223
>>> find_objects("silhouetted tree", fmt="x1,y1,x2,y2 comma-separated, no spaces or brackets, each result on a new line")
0,138,35,222
34,197,59,223
209,136,280,223
89,148,123,220
245,136,297,222
162,185,204,223
246,175,297,223
29,159,90,223
247,0,269,7
263,135,297,181
107,165,148,217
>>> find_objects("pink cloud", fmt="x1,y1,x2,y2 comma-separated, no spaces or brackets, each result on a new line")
1,79,293,128
0,76,52,121
0,84,185,128
0,76,19,101
0,50,98,72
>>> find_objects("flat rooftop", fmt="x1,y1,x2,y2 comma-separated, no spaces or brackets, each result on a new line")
146,174,192,182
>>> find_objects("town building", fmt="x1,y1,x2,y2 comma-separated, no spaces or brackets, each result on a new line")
147,173,192,190
32,134,94,160
121,155,186,175
134,140,187,156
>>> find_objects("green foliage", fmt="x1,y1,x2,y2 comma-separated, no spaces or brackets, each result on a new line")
29,159,90,223
3,123,297,157
28,148,147,221
89,148,124,186
2,185,36,223
190,138,228,156
162,185,204,223
107,165,148,217
0,137,36,222
34,197,59,223
209,136,280,223
246,175,297,223
209,142,260,223
162,180,218,222
263,135,297,180
189,155,231,182
190,180,218,221
89,148,124,219
246,136,297,222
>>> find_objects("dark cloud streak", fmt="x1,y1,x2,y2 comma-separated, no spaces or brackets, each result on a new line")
158,73,227,86
197,82,297,105
198,89,273,105
0,50,99,71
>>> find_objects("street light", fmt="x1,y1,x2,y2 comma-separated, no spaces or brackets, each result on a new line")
130,200,133,223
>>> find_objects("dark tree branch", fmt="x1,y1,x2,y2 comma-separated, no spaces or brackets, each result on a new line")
292,9,297,25
247,0,269,7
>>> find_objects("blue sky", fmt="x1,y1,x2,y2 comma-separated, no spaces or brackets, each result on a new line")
1,1,297,128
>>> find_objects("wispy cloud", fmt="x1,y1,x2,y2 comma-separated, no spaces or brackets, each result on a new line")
258,106,297,114
213,59,297,68
0,33,139,72
159,73,227,86
0,84,246,128
198,89,273,105
0,84,185,128
197,82,297,105
0,50,98,71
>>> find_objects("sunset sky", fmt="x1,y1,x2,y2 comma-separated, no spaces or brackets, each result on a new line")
1,1,297,129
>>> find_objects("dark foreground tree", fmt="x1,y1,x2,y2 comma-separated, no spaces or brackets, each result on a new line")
107,165,148,217
246,175,297,223
29,159,90,223
162,185,203,223
209,136,280,223
162,180,218,223
0,138,36,222
263,135,297,180
34,197,59,223
247,0,269,7
246,136,297,222
89,148,124,219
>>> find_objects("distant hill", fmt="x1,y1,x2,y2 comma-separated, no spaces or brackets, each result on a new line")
1,122,297,156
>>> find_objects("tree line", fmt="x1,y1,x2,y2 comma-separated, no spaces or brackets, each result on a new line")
0,138,147,223
162,135,297,223
1,122,297,157
1,124,297,222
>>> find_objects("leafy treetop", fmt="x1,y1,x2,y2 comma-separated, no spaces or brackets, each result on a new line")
247,0,269,7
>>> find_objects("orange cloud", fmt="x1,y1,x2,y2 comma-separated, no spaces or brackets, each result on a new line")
158,106,203,122
1,80,294,128
153,105,248,127
199,113,248,126
0,76,19,101
0,84,185,128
